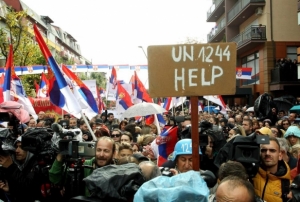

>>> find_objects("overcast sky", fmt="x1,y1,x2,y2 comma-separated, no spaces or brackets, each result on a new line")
22,0,214,65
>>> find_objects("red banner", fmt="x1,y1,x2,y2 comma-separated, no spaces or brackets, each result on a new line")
29,97,67,119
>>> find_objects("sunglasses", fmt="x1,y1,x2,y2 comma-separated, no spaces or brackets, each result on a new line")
110,134,120,138
261,148,277,153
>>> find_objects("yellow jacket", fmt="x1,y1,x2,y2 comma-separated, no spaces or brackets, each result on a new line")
252,160,291,202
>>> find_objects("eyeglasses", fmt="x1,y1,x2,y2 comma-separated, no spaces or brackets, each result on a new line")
271,130,278,134
261,148,277,153
283,123,290,126
110,134,120,138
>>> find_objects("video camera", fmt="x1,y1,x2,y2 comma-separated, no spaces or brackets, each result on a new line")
214,132,270,178
59,140,95,159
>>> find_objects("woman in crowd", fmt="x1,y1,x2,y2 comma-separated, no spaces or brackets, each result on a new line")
281,119,291,131
227,125,245,142
284,125,300,147
263,119,272,128
149,124,158,136
120,131,133,143
119,120,128,132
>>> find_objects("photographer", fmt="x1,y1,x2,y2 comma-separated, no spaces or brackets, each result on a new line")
49,136,116,197
0,137,42,202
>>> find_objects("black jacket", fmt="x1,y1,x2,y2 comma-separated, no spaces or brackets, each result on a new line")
5,153,43,202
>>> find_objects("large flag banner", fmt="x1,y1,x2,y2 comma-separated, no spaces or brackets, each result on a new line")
132,71,152,103
236,67,252,80
157,126,178,166
37,72,49,98
163,97,172,111
117,81,133,111
62,65,98,120
203,95,227,114
2,45,37,119
34,24,81,118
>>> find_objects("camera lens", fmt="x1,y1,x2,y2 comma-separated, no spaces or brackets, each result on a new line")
242,149,252,158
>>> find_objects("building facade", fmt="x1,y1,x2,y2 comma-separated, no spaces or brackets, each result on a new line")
0,0,91,66
207,0,300,106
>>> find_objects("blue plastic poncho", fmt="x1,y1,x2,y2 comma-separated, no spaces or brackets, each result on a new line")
134,170,209,202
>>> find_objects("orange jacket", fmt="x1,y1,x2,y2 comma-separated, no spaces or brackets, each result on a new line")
252,160,291,202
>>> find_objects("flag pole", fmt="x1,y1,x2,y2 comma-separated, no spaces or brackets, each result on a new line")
208,96,210,114
81,111,97,141
181,97,184,114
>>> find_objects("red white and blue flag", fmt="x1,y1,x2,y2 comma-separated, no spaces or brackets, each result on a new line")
34,24,81,118
2,45,37,118
203,95,227,114
62,64,98,120
236,67,252,80
37,72,49,98
117,81,133,110
132,71,152,103
157,126,178,166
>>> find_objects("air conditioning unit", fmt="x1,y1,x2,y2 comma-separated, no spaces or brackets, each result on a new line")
255,7,263,15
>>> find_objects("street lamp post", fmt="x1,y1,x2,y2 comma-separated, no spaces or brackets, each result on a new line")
138,46,148,59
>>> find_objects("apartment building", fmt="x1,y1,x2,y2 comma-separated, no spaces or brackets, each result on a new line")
0,0,90,66
207,0,300,106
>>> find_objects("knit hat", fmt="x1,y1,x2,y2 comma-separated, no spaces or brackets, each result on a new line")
284,126,300,139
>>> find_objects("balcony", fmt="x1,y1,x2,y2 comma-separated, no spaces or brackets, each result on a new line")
270,66,300,91
227,0,265,26
229,25,266,55
207,0,225,22
207,16,226,42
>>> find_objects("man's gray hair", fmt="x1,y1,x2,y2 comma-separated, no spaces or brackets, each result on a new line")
139,161,161,181
277,138,290,153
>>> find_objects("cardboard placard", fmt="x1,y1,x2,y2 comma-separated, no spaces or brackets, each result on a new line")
147,43,237,97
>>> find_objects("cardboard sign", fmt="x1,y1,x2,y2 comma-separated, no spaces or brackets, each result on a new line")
147,43,237,97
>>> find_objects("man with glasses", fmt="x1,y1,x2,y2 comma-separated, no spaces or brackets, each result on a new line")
252,137,291,202
110,128,121,143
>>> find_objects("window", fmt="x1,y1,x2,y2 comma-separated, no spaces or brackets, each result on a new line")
287,47,297,61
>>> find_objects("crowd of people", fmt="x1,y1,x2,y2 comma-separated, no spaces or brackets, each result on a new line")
0,102,300,201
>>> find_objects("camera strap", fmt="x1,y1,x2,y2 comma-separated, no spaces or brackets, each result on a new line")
281,178,290,202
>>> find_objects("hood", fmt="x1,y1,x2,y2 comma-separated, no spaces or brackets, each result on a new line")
259,160,291,181
12,150,34,171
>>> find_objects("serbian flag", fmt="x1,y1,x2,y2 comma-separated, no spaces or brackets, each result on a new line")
117,81,133,110
133,71,152,103
0,74,4,103
2,45,37,119
99,87,106,97
37,72,49,98
34,24,81,118
107,66,118,100
236,67,252,80
62,64,98,120
157,126,178,166
203,95,227,114
163,97,172,111
3,45,13,102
